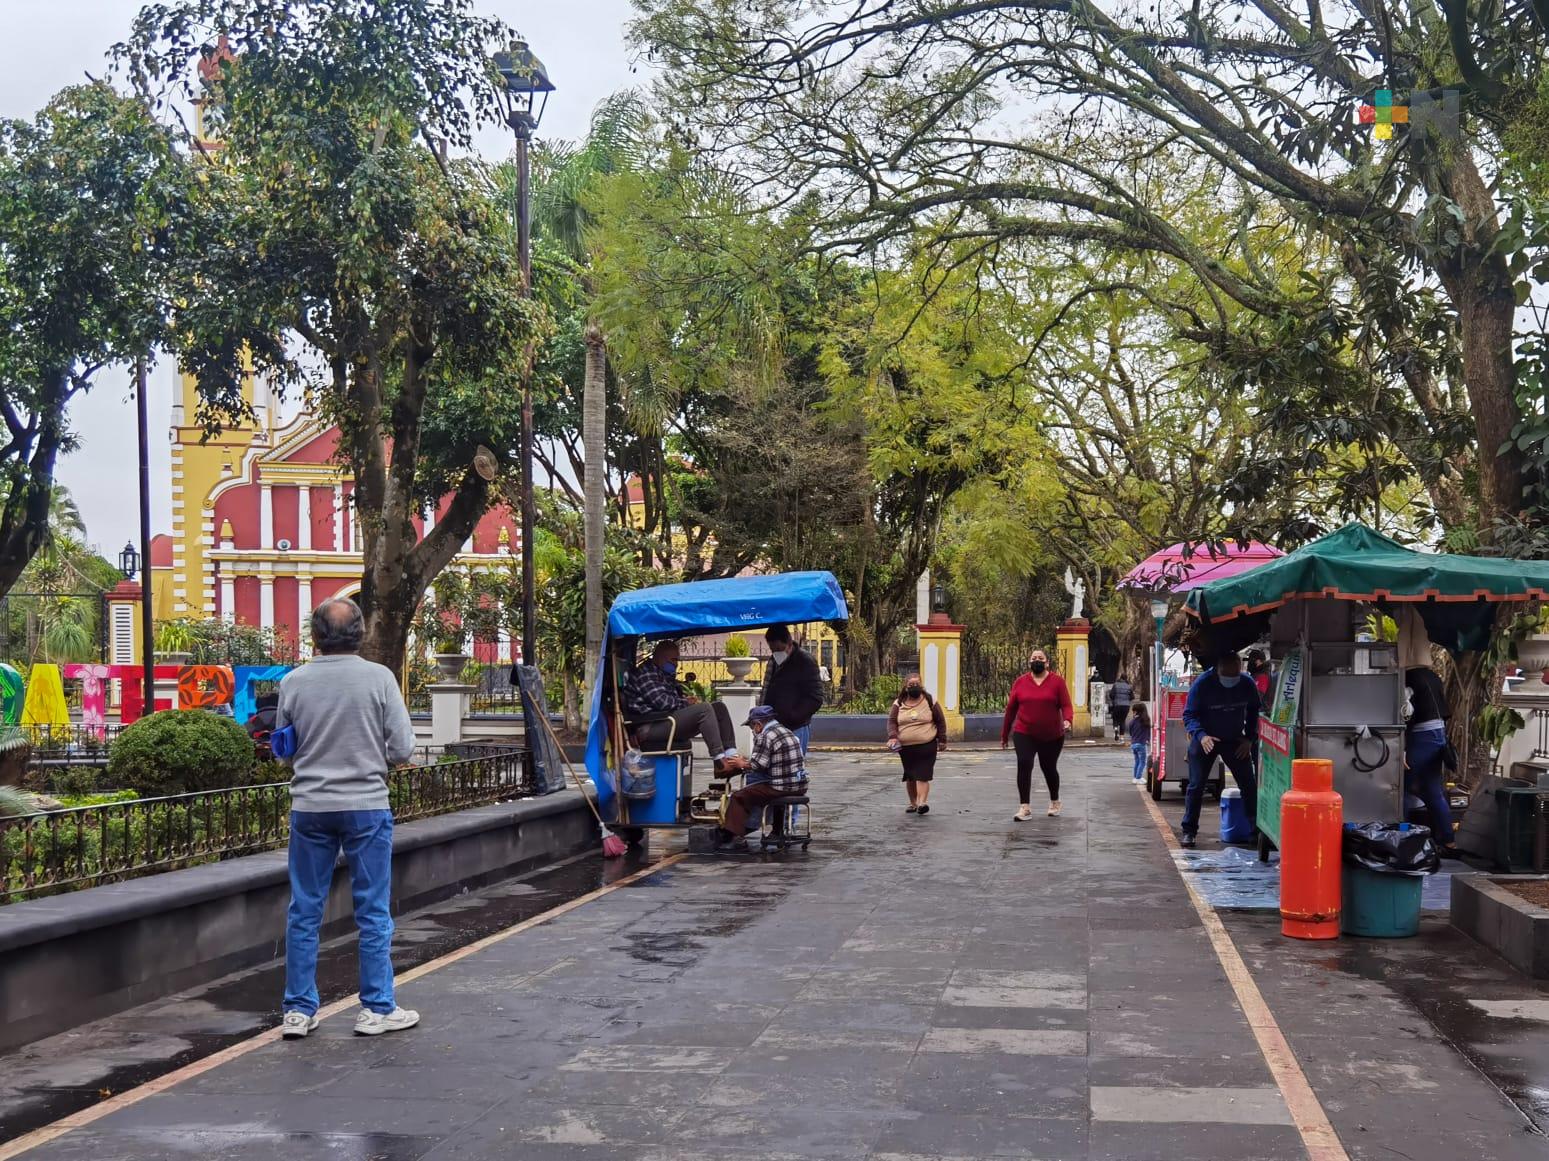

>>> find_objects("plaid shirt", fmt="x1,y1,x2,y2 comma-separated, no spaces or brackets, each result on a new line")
748,722,808,792
624,661,688,716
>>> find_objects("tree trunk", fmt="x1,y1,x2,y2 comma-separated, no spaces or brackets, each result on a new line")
562,671,581,734
582,323,607,701
1434,150,1523,527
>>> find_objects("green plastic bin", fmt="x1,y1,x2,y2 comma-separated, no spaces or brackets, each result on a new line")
1341,863,1423,937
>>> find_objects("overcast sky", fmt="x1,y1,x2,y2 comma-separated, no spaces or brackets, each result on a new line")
2,1,640,558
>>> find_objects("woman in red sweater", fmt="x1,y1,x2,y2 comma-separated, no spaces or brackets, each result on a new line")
1000,648,1074,820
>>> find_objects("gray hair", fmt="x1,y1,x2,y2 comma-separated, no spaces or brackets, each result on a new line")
311,598,365,655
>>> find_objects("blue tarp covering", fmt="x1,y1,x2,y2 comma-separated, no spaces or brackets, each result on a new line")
585,571,849,823
604,571,849,638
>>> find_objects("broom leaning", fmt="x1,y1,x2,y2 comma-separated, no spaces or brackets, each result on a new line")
520,687,629,858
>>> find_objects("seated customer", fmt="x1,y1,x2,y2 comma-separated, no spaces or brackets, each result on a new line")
712,705,808,851
624,640,740,774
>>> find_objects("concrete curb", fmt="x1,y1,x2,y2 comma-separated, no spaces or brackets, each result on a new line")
1451,872,1549,978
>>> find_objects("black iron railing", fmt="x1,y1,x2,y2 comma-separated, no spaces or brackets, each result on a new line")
21,724,126,763
961,639,1030,714
2,749,532,901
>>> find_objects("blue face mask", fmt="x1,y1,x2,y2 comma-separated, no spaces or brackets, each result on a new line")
1218,673,1241,688
661,662,677,677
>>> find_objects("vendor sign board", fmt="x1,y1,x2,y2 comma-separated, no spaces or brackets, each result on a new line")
1269,647,1304,728
1258,719,1294,847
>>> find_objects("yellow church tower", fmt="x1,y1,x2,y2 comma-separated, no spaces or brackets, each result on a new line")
158,370,275,620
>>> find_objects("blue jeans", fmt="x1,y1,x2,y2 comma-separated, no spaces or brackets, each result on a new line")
1181,740,1257,838
1405,727,1455,847
284,810,396,1017
794,724,810,754
1131,742,1149,781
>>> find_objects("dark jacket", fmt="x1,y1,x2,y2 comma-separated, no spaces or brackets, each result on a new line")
1108,680,1134,708
1182,668,1260,745
760,646,824,730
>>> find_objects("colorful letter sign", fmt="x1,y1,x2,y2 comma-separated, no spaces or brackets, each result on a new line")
21,663,70,732
177,665,235,710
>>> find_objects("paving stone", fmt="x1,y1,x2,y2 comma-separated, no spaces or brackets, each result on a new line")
1089,1084,1291,1124
871,1112,1088,1158
918,1028,1087,1056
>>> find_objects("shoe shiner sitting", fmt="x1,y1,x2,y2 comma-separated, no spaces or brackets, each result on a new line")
712,705,808,850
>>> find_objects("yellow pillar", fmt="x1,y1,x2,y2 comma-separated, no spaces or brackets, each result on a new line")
1056,618,1093,737
916,617,964,740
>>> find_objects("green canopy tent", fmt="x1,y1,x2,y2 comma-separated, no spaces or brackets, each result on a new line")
1183,524,1549,656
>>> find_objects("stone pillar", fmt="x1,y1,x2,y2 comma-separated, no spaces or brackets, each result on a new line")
259,573,275,630
718,682,759,755
1057,618,1093,737
916,615,964,740
429,682,474,747
297,486,312,551
259,483,273,549
333,484,346,551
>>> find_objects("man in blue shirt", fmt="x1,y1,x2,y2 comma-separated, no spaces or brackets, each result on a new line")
1180,651,1260,848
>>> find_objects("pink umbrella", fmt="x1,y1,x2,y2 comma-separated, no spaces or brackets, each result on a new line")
1120,541,1284,595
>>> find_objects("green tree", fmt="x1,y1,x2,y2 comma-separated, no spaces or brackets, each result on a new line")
121,1,549,677
0,84,188,600
633,0,1547,540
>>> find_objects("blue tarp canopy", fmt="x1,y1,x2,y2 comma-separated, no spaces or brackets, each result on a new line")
586,571,849,822
603,571,849,639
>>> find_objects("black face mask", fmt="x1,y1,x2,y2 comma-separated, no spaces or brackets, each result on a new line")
1029,661,1047,675
905,685,923,697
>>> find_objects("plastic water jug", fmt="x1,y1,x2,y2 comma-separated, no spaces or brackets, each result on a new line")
1219,786,1254,844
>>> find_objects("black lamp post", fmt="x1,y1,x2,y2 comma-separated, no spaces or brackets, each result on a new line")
118,541,140,581
931,581,949,618
495,38,554,671
135,356,154,713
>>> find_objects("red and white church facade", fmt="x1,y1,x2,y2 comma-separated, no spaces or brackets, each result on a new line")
149,370,520,663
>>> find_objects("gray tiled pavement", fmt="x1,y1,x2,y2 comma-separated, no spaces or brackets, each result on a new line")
19,749,1314,1159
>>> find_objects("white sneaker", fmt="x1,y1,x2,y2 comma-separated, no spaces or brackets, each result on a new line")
1014,805,1033,822
1048,801,1062,817
354,1007,420,1036
281,1011,319,1039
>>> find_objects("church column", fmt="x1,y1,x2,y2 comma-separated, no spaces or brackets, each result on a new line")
260,567,276,631
259,482,274,549
333,484,345,551
297,486,312,551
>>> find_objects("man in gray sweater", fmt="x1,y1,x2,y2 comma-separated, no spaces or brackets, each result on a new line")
277,598,419,1039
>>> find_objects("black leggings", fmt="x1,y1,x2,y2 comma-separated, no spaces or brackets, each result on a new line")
1012,732,1062,803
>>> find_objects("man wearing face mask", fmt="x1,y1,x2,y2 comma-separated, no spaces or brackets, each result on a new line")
760,624,825,753
623,640,741,774
1179,650,1260,848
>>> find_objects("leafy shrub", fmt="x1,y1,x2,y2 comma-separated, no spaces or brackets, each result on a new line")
833,674,903,715
107,710,258,796
49,766,100,797
724,634,751,658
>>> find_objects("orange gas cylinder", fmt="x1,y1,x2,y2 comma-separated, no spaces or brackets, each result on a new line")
1280,757,1343,940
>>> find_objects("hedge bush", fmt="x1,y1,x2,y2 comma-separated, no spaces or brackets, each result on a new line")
107,710,259,796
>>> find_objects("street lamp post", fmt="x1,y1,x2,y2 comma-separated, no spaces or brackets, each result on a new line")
495,39,554,671
135,357,155,713
1150,595,1169,704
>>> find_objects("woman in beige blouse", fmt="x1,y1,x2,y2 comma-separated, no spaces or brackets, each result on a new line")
888,672,948,815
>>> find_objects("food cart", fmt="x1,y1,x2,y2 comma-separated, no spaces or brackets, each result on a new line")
1119,541,1283,801
583,570,849,844
1182,524,1549,860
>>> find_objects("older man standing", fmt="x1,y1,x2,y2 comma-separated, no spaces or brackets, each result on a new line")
277,598,419,1040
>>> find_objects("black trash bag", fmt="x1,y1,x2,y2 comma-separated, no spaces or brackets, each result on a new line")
1341,822,1440,876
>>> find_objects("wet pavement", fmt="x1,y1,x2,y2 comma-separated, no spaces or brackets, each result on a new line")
6,749,1549,1158
0,848,666,1141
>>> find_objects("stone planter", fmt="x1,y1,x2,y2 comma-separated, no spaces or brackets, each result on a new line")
722,657,757,683
1452,874,1549,978
161,652,193,668
433,652,471,682
1518,633,1549,688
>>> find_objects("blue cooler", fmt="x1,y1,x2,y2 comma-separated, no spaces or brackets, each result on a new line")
1220,787,1254,844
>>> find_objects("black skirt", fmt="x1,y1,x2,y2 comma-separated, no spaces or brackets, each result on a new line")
899,741,938,781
